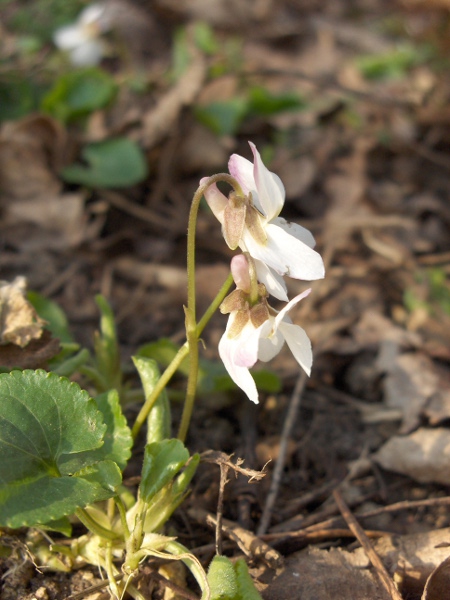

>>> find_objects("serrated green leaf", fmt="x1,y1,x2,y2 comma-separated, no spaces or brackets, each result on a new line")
140,439,189,502
90,390,132,470
0,460,121,529
61,137,148,189
0,370,121,528
41,67,116,122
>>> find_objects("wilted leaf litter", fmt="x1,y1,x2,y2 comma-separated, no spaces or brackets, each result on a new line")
1,0,450,598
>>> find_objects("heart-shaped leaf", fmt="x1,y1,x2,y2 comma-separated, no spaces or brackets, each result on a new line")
61,138,148,188
0,370,122,528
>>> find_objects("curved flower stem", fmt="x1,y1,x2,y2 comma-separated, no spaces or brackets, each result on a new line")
179,175,242,443
186,174,243,323
131,176,241,443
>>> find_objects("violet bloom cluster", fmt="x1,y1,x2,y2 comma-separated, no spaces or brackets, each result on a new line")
202,142,325,403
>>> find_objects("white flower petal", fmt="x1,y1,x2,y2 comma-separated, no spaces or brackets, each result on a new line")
79,3,107,27
272,217,316,249
273,288,311,330
242,224,325,280
250,142,285,221
254,259,289,301
54,25,87,50
201,179,227,224
257,321,285,362
278,321,312,376
69,39,104,66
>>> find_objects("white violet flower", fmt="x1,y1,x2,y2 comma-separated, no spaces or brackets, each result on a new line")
218,255,313,404
201,142,325,301
53,3,110,66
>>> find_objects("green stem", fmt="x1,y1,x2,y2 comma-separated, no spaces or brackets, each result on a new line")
131,274,234,441
131,342,189,440
131,175,241,442
186,174,243,324
115,495,130,539
179,175,242,443
75,508,119,541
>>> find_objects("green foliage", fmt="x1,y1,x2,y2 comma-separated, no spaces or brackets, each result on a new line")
7,0,85,43
137,338,281,395
140,440,190,502
355,44,430,80
0,370,122,528
61,137,148,188
132,356,171,443
195,98,249,137
207,556,263,600
195,87,306,136
0,75,40,122
28,291,74,344
42,67,116,122
404,268,450,316
91,390,132,470
248,86,306,116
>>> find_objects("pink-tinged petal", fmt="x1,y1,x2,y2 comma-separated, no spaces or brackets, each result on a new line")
218,326,259,403
201,179,227,224
228,154,255,196
231,255,251,293
233,321,262,368
250,142,285,221
242,224,325,280
272,217,316,249
254,260,288,301
278,321,313,376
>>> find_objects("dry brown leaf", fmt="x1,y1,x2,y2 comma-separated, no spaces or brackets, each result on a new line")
373,428,450,485
422,555,450,600
0,114,66,203
261,546,390,600
0,276,45,347
140,44,206,149
0,330,60,369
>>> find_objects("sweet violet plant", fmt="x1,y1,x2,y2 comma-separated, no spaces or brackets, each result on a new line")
0,142,324,600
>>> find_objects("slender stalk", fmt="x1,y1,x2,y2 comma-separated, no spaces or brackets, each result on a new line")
131,342,189,440
196,273,233,337
179,175,242,443
115,495,130,539
75,508,119,541
186,174,243,324
132,176,241,442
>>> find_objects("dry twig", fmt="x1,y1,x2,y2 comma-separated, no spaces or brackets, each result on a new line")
333,489,403,600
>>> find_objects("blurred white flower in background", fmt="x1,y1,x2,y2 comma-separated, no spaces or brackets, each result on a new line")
53,3,111,66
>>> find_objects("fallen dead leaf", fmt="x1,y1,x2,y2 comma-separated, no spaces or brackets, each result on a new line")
373,427,450,485
0,276,45,347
